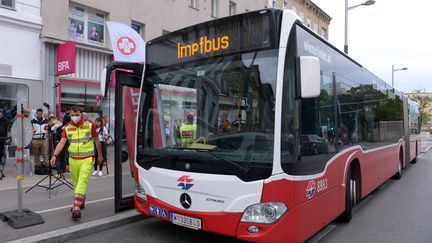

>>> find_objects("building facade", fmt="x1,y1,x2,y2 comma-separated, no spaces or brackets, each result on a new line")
0,0,42,116
267,0,331,39
40,0,331,122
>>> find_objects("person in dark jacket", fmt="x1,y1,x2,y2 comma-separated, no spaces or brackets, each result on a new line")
0,111,10,164
31,108,49,168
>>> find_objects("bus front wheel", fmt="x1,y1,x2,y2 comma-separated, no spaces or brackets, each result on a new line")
340,168,357,223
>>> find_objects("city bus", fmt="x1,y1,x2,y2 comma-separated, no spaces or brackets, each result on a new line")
102,9,421,243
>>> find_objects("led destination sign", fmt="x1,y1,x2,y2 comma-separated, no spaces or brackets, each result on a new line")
146,9,280,67
177,36,230,59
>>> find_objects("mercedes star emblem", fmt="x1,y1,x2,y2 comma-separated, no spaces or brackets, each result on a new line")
180,193,192,209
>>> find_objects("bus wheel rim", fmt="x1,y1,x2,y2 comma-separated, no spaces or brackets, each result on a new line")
350,178,357,206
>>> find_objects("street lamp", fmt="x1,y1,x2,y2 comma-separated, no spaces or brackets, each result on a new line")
392,65,408,88
344,0,376,54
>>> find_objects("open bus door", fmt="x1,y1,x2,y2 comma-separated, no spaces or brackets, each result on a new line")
101,62,143,212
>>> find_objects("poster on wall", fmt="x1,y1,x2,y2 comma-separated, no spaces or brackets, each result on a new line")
87,12,105,45
68,6,85,41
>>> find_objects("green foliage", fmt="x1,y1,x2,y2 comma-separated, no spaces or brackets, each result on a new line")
411,95,431,127
421,111,430,124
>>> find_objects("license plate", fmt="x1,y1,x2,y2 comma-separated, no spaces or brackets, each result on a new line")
170,212,202,230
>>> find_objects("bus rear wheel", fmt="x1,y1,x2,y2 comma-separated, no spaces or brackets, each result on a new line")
340,168,357,222
392,150,403,179
411,142,418,164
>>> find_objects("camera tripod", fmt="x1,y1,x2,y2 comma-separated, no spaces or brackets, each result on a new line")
25,131,73,199
25,164,74,198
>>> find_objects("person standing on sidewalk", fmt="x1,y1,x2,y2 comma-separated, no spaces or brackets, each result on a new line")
92,117,108,177
50,106,103,219
0,111,10,165
31,108,49,173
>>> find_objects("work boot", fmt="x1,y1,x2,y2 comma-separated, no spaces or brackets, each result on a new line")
71,210,81,219
34,165,41,175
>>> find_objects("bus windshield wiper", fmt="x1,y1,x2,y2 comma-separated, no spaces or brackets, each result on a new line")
193,149,250,175
138,148,250,175
137,151,172,167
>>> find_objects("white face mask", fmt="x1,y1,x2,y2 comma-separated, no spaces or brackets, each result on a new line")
71,115,81,123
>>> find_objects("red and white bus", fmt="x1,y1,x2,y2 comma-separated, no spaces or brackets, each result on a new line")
103,9,421,243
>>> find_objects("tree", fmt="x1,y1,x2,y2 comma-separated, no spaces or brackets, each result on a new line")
411,95,431,125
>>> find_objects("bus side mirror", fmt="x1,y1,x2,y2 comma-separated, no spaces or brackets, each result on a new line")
298,56,321,98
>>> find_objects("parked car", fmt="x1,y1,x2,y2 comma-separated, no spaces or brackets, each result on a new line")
300,134,329,155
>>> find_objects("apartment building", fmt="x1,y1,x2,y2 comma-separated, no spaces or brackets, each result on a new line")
267,0,331,39
39,0,331,120
0,0,42,114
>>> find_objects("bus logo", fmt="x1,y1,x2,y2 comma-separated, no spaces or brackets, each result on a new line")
177,35,230,59
306,180,317,199
177,175,194,190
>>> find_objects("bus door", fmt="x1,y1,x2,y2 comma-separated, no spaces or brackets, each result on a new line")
101,62,143,212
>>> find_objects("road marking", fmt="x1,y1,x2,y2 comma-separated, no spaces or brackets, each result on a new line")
422,144,432,153
306,224,336,243
35,197,114,214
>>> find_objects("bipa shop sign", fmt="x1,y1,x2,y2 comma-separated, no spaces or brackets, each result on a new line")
56,41,76,75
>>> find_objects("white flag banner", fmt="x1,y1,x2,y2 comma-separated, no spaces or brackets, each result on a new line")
106,21,146,62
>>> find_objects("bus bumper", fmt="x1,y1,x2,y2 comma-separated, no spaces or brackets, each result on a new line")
134,194,295,242
134,194,242,237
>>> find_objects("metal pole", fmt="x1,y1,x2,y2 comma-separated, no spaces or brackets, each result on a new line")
392,65,394,88
344,0,349,54
17,103,24,213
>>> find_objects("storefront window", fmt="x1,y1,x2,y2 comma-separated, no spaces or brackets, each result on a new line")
59,81,100,120
68,4,105,46
0,82,29,120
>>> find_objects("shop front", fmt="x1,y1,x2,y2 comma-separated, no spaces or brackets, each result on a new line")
48,41,114,128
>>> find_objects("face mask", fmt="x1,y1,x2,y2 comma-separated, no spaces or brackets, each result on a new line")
71,115,81,124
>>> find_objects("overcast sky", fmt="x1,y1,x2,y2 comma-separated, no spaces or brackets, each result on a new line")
312,0,432,92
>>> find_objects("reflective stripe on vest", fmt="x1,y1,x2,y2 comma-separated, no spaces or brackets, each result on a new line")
69,150,95,157
66,120,95,158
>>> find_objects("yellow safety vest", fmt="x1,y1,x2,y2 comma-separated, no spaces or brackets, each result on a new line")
65,120,95,158
179,124,196,147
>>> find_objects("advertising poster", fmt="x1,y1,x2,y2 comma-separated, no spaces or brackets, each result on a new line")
68,6,85,41
88,12,105,45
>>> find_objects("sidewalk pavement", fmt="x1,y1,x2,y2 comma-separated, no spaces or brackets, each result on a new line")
0,145,115,190
0,144,143,242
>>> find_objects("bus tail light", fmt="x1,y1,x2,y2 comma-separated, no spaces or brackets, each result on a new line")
240,202,287,224
135,183,147,201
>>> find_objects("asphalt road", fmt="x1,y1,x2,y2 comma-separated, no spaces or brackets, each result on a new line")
0,172,135,242
69,140,432,243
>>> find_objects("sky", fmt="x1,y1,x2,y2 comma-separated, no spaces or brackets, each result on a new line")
312,0,432,92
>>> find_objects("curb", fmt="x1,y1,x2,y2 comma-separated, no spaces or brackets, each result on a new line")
6,210,148,243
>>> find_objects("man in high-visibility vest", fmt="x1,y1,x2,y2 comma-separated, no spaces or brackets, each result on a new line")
179,114,196,147
50,106,103,219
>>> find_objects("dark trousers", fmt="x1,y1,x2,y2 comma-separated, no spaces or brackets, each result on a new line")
94,142,107,170
0,140,4,163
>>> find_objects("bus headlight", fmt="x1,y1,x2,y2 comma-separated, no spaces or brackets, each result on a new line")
240,202,287,224
135,183,147,201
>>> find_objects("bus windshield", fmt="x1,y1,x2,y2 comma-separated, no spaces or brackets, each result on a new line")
137,49,278,181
